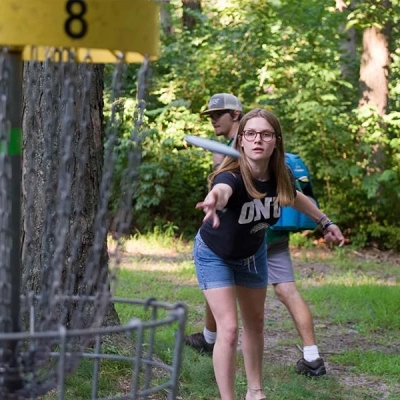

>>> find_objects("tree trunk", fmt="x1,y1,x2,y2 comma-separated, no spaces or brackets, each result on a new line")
357,2,391,175
335,0,358,81
182,0,202,30
161,0,174,36
359,25,390,114
21,62,120,329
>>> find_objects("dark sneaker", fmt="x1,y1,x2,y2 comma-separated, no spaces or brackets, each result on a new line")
295,357,326,377
184,332,214,355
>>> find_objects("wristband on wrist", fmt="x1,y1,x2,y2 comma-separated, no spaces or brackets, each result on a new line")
316,213,335,231
321,220,334,230
318,216,330,227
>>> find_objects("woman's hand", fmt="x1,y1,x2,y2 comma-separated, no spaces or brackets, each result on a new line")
196,183,232,229
196,191,220,228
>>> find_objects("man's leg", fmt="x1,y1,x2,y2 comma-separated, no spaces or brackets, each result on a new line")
184,300,217,354
267,234,326,377
273,281,326,376
274,281,316,347
205,300,217,332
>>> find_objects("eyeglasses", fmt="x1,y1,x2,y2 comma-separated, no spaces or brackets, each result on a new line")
208,110,231,120
242,130,275,142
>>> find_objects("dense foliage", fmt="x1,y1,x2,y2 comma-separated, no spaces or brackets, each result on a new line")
106,0,400,249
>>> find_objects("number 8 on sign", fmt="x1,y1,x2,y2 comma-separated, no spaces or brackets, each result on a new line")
0,0,159,63
65,0,88,39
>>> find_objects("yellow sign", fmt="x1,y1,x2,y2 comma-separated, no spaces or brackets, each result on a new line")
0,0,159,63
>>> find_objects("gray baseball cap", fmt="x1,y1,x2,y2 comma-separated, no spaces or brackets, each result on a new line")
200,93,243,115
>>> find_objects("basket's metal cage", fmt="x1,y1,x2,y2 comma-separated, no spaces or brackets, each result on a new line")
0,295,187,400
0,1,188,399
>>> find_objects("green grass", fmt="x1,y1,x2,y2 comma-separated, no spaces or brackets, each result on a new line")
304,284,400,331
330,350,400,379
42,234,400,399
40,357,133,399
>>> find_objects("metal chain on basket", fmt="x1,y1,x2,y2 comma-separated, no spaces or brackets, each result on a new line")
23,54,122,322
13,49,136,397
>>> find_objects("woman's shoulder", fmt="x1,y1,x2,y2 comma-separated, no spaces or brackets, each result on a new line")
215,169,241,179
214,170,243,187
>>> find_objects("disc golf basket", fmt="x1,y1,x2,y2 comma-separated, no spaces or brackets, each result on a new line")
0,1,187,399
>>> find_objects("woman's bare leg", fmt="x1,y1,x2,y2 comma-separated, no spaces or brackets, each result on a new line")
203,286,238,400
237,286,267,400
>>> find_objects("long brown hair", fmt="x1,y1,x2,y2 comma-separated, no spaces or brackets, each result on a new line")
208,108,295,206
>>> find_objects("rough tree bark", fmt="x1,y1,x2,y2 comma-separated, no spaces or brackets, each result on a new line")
21,62,120,328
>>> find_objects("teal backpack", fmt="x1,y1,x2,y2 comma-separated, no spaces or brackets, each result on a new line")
270,153,318,231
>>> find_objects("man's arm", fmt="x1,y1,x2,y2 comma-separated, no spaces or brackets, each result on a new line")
293,191,345,246
293,191,323,221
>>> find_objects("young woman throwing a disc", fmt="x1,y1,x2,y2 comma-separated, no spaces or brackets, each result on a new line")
193,108,344,400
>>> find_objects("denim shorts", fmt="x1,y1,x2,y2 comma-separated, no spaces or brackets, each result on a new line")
193,232,267,290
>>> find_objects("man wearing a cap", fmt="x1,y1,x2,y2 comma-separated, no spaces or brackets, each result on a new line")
185,93,327,377
200,93,243,154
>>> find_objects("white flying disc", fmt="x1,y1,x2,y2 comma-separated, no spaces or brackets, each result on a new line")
184,135,241,158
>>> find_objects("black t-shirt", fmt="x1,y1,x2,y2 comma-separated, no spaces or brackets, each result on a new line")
200,171,295,260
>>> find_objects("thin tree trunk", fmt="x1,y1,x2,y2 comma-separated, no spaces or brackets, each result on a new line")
359,25,390,114
182,0,202,30
357,2,391,174
161,0,174,36
336,0,358,81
